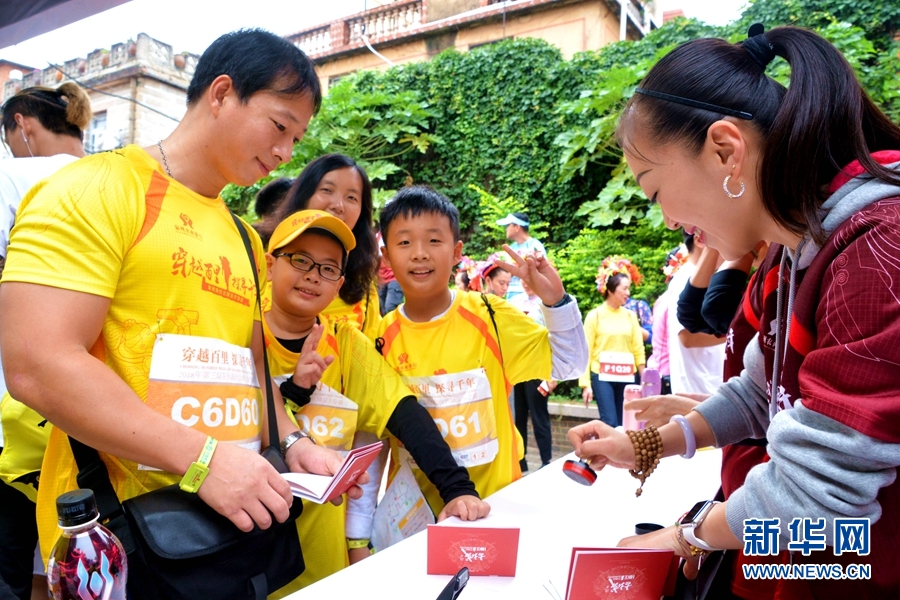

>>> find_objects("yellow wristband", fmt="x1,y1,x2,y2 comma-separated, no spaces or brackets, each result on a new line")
179,436,217,493
347,538,370,550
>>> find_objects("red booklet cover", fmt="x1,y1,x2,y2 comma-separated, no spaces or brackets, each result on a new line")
281,441,382,504
427,524,520,577
565,548,676,600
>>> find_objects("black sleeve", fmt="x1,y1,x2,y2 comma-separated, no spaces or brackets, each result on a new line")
700,269,750,336
386,396,479,504
279,377,313,408
676,281,717,335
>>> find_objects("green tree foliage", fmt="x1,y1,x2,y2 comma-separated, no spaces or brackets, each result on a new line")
552,18,731,231
467,184,546,256
554,220,682,311
221,1,898,310
221,76,440,217
556,6,900,236
353,39,599,255
739,0,900,51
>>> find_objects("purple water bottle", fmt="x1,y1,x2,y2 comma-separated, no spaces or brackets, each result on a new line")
641,368,661,398
48,489,127,600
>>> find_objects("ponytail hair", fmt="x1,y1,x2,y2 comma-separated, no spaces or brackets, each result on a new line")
1,81,92,141
618,26,900,244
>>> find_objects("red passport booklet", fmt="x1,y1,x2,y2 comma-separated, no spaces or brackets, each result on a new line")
427,524,520,577
281,441,382,504
565,548,676,600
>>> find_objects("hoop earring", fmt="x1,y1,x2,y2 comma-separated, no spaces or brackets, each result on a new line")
723,175,745,198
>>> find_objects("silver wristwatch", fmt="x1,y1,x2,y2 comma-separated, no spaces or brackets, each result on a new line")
679,500,719,552
280,430,314,455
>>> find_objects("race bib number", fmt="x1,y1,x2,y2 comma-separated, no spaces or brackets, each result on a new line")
292,382,358,451
597,351,636,382
403,368,498,468
144,335,262,470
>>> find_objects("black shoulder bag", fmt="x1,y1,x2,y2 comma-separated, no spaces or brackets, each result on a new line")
68,213,304,600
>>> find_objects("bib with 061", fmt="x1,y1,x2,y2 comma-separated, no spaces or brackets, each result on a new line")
403,367,497,468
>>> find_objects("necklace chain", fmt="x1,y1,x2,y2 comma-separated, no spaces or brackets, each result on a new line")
157,140,172,177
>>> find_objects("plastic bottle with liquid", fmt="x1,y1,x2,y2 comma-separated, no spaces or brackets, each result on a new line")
641,368,661,398
622,383,645,430
47,489,127,600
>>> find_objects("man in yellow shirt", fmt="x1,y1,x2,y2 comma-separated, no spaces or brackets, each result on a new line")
0,29,363,573
377,186,588,513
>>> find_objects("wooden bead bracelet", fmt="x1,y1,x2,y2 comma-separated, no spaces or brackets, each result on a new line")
627,425,662,497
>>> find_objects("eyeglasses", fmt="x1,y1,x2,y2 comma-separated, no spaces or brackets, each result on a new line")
274,252,344,281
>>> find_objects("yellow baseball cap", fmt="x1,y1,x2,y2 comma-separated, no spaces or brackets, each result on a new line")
267,210,357,254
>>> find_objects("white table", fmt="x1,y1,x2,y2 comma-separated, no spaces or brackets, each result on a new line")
286,449,722,600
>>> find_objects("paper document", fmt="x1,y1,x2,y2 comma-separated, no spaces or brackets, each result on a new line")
371,461,435,551
282,440,382,504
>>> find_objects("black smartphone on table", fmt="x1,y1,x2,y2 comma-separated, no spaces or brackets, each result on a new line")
436,567,469,600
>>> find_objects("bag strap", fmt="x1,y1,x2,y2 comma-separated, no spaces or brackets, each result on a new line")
360,286,370,334
250,573,267,600
69,438,136,553
480,293,503,364
68,213,283,537
229,211,280,454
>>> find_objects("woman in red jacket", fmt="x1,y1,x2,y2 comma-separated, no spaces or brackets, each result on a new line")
569,24,900,599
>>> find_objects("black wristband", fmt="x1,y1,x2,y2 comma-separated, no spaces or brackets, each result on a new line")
279,377,313,408
544,293,572,309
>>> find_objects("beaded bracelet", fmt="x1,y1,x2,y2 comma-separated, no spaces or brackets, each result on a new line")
676,522,708,557
626,425,662,497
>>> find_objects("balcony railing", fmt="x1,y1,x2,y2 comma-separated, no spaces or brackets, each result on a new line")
285,0,658,61
2,33,198,103
294,25,332,56
615,0,658,39
625,0,643,25
347,0,422,44
290,0,423,58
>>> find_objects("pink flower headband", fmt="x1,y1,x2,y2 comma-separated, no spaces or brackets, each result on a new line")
458,256,477,279
479,251,513,279
662,244,689,283
595,255,642,295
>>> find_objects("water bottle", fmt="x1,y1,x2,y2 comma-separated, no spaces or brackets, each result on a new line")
48,489,127,600
622,384,645,430
641,368,661,398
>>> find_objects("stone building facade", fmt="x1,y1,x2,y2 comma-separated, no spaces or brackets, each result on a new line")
288,0,660,90
1,33,197,155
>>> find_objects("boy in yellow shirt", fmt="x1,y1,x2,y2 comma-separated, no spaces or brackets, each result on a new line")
377,186,589,514
263,210,490,591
